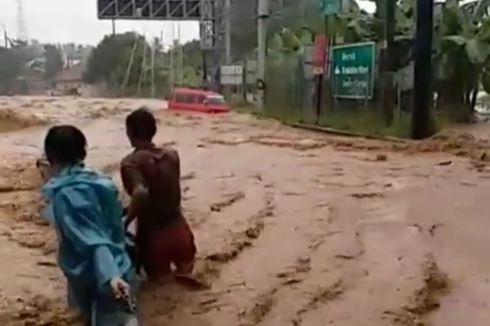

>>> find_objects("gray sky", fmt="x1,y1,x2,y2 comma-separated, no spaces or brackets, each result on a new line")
0,0,376,46
0,0,199,46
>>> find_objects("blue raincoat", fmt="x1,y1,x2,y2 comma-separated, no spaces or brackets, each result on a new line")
41,165,138,326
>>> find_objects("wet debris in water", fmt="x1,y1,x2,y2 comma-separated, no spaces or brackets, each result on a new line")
210,192,246,212
437,160,452,166
36,261,57,268
215,172,235,179
375,154,388,161
0,295,80,326
174,275,211,291
384,255,449,326
428,224,444,237
350,192,384,199
206,196,274,265
275,257,312,286
181,172,196,181
205,221,265,262
239,289,278,326
290,279,344,326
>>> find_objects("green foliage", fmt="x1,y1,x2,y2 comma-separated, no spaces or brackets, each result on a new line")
84,32,204,96
43,45,63,80
483,68,490,92
433,0,490,120
83,32,148,88
180,40,202,69
0,47,23,91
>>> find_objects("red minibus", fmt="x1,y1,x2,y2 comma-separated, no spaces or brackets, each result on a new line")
168,88,230,114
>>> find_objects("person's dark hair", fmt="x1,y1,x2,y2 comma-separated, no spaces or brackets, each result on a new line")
125,107,157,141
44,125,87,165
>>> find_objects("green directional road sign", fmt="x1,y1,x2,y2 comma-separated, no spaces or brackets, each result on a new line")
319,0,340,16
331,42,376,99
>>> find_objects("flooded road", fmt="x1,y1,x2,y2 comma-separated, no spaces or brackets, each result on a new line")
0,96,490,326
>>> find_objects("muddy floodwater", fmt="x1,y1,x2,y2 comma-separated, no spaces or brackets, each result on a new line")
0,96,490,326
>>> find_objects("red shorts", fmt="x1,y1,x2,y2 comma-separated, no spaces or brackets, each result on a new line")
139,220,196,279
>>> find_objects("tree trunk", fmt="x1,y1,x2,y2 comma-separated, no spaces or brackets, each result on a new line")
437,77,470,122
469,71,480,122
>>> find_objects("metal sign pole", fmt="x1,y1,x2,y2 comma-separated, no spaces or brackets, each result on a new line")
257,0,269,110
319,0,340,118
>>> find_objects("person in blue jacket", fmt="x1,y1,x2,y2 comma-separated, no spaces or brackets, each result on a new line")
40,125,138,326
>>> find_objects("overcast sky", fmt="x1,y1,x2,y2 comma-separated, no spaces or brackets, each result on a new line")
0,0,200,46
0,0,375,46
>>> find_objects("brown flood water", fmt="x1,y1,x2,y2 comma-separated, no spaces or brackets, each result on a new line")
0,96,490,326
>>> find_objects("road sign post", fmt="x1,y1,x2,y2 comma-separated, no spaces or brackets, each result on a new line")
316,0,340,121
313,35,327,75
331,42,376,99
313,34,328,122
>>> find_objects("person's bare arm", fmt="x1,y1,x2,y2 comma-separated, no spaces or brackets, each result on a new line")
120,160,149,229
125,184,148,229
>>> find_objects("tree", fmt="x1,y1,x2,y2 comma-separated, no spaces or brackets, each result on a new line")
435,0,490,121
83,32,178,96
346,0,490,122
84,33,148,89
0,39,34,93
0,47,23,93
43,44,63,80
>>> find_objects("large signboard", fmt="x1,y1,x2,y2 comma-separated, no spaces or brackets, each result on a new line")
331,42,376,99
221,65,243,85
97,0,204,20
319,0,340,16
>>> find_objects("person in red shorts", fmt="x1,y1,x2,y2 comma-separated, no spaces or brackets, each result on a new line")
121,108,196,280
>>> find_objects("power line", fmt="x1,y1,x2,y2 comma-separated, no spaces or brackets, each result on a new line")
16,0,28,42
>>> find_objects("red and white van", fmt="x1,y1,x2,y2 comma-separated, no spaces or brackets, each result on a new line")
168,88,230,114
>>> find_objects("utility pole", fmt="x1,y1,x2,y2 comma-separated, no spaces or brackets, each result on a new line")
202,51,208,87
224,0,232,99
16,0,28,43
178,24,184,84
199,0,215,88
412,0,434,139
122,40,138,92
138,40,148,94
1,24,7,48
112,19,116,35
151,38,156,98
381,0,396,126
341,0,349,13
170,24,175,87
225,0,232,65
257,0,269,110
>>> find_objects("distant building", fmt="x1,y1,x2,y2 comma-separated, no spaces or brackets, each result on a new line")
52,64,84,95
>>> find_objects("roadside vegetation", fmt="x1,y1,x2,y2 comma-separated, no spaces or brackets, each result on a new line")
256,0,490,138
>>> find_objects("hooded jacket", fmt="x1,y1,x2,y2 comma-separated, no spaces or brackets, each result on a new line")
41,165,131,294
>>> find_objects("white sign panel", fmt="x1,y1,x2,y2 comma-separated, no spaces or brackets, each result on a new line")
221,65,243,85
245,60,257,85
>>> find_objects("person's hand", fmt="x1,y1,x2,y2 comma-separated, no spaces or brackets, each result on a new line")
124,218,131,231
110,277,130,300
36,158,50,182
124,209,137,231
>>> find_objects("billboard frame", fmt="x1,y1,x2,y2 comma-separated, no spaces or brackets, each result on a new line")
97,0,206,21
